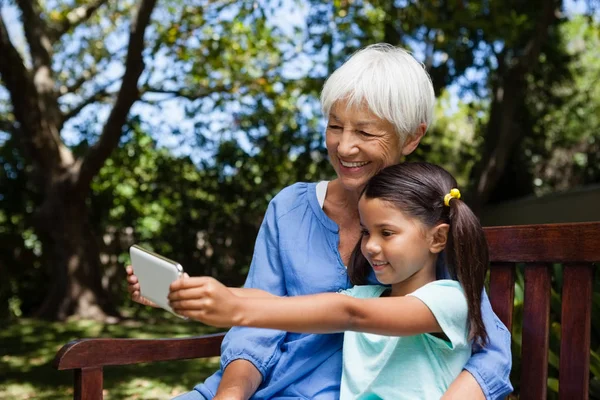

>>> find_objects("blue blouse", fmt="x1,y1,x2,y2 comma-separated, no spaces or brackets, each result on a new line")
194,182,513,399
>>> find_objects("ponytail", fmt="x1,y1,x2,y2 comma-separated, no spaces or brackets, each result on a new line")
446,199,489,346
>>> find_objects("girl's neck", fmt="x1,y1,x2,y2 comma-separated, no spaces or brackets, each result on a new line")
389,259,438,297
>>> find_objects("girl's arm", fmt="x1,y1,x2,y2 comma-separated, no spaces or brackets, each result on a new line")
169,277,442,336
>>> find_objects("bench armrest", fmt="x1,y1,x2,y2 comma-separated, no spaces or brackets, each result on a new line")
54,332,226,370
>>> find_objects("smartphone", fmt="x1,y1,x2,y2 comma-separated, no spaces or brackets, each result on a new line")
129,245,184,315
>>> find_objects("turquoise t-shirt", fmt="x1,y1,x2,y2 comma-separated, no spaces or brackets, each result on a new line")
340,280,471,400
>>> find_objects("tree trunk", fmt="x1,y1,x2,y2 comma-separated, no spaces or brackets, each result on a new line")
34,178,117,320
469,72,526,213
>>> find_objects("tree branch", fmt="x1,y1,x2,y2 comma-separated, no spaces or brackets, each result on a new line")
141,85,230,101
61,65,98,95
50,0,110,41
15,0,53,70
0,119,16,134
78,0,157,189
517,0,559,71
0,16,32,116
15,0,63,135
0,13,66,175
61,83,116,125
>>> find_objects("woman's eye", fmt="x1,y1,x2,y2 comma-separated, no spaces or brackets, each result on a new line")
359,130,374,137
360,229,370,236
328,125,342,130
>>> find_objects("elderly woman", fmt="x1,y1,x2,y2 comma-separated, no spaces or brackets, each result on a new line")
128,43,512,400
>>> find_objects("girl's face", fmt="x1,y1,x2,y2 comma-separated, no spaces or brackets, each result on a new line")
325,101,404,193
358,197,445,296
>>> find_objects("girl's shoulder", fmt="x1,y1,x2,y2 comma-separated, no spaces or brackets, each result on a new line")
414,279,463,292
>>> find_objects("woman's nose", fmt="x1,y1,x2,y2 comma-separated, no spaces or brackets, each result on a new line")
337,131,359,156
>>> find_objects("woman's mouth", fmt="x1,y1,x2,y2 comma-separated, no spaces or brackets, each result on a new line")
339,158,369,171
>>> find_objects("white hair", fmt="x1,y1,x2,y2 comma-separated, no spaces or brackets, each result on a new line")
320,43,436,143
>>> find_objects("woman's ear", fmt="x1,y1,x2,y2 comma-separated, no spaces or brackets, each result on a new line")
429,223,449,254
401,123,427,156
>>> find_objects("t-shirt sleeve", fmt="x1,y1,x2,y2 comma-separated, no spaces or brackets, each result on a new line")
408,280,470,350
339,285,387,298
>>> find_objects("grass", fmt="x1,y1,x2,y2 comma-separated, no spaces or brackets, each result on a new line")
0,315,225,399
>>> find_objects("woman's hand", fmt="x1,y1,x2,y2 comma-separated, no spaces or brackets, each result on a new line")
125,265,159,307
168,276,243,327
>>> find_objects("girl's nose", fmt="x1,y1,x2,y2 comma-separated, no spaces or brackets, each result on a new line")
364,237,381,256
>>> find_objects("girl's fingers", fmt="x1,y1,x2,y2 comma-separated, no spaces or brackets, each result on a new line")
169,299,206,310
168,286,206,302
169,276,212,292
126,265,133,275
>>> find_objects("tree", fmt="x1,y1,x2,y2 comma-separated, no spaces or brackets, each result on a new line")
0,0,157,319
302,0,583,210
0,0,326,319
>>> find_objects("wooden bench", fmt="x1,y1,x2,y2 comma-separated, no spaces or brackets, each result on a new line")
54,221,600,400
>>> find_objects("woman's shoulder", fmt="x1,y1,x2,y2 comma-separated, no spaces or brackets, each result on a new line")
268,182,317,216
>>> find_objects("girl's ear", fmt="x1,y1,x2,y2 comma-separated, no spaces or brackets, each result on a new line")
429,223,449,254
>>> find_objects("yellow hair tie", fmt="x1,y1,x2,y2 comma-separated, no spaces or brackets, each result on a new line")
444,188,461,206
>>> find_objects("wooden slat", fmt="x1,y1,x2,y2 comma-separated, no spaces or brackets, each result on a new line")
489,262,515,331
75,367,103,400
559,263,593,400
484,222,600,263
520,264,551,400
55,333,225,370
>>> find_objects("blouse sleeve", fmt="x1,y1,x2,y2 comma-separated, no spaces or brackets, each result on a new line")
463,289,514,399
219,200,288,379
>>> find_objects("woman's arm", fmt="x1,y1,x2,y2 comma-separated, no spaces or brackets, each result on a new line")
170,277,443,336
229,287,276,298
448,290,513,399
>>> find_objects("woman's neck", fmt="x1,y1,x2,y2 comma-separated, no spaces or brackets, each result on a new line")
327,179,363,211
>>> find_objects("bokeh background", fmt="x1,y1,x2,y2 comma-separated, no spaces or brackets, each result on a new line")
1,0,599,398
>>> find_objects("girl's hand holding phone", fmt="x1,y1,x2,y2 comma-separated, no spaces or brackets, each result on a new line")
168,276,241,327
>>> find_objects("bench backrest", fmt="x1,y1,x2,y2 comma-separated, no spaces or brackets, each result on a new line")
54,222,600,400
485,222,600,400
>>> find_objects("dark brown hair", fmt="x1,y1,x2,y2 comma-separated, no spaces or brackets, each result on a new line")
348,162,489,346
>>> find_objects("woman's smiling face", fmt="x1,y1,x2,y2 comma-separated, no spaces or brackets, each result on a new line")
325,101,403,193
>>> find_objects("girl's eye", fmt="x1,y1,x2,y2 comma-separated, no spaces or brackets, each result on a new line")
382,230,394,237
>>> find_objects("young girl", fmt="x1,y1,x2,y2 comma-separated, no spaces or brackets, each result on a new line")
168,162,489,399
